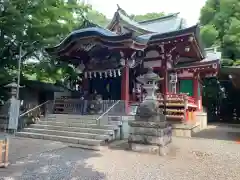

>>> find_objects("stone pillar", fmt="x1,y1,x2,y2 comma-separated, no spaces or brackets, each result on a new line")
121,59,129,114
128,68,172,156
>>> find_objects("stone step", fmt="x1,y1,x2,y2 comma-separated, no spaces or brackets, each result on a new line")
22,128,112,141
46,114,100,124
46,118,98,124
15,132,102,146
47,114,99,120
30,124,115,135
38,121,117,130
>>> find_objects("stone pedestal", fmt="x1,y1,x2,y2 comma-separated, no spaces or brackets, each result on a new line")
128,121,172,155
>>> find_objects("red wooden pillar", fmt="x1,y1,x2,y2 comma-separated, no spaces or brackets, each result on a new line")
193,73,202,111
162,60,168,94
198,84,203,111
164,71,168,94
121,60,129,114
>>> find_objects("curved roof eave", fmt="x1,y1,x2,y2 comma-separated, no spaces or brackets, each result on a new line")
45,27,135,54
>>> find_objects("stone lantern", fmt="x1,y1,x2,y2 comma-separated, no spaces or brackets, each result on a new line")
135,68,164,121
3,81,23,132
128,68,172,156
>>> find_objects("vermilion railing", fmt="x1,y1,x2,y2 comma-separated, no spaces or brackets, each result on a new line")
164,93,196,105
186,96,195,104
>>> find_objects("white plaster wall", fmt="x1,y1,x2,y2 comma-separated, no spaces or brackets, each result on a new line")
145,50,159,59
144,60,162,68
178,70,193,78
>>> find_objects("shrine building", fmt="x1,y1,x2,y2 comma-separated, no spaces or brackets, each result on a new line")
46,6,220,124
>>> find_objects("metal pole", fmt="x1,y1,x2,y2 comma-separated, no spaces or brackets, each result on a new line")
16,44,22,100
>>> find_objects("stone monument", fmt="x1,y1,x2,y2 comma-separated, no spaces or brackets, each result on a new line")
128,68,172,155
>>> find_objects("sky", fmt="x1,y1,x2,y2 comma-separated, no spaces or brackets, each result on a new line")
87,0,207,26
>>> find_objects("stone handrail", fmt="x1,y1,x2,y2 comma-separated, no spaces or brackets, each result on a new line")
20,100,50,117
96,100,120,126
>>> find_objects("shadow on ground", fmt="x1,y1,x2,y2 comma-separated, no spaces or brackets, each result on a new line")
192,124,240,142
0,136,106,180
0,148,105,180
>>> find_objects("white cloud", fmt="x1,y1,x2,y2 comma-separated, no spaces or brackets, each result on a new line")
88,0,207,26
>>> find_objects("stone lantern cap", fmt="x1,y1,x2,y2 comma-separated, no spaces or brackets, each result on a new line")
137,68,164,84
4,82,24,88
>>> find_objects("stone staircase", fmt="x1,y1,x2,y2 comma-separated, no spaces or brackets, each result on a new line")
15,114,119,150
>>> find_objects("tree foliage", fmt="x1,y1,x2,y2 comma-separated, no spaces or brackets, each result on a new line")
200,24,219,48
86,9,110,27
0,0,91,83
200,0,240,123
200,0,240,60
0,0,110,101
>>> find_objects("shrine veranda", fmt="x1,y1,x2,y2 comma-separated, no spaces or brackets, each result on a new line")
46,7,220,124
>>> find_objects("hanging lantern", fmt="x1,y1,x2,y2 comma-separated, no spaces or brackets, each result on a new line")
93,71,97,78
99,72,102,79
104,71,108,78
89,72,92,79
185,46,190,52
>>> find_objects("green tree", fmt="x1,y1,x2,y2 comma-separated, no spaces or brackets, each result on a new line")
200,0,240,60
200,24,219,48
86,9,110,27
0,0,90,82
130,12,165,22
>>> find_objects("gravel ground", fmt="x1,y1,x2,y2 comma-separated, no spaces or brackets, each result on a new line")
0,136,240,180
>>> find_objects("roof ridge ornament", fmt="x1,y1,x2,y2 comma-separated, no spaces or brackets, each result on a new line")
116,4,131,18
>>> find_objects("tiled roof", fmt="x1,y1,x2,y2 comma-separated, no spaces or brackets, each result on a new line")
107,7,186,34
139,13,187,34
45,27,155,54
175,58,220,69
